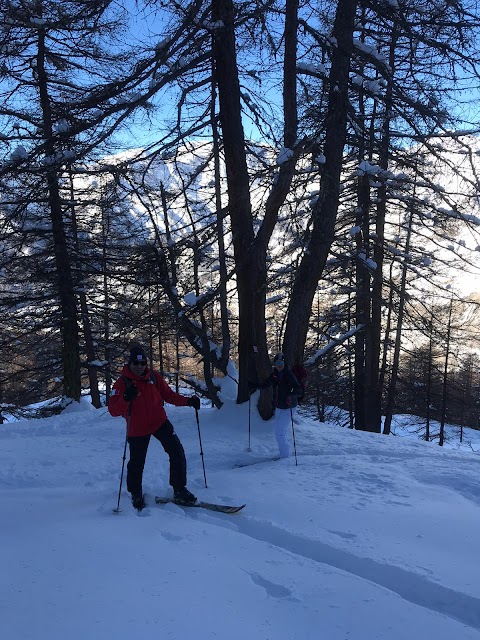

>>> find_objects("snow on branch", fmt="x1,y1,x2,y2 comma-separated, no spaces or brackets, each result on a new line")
305,326,364,366
297,62,327,77
276,147,294,165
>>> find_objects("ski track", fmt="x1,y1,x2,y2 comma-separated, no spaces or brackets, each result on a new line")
160,503,480,632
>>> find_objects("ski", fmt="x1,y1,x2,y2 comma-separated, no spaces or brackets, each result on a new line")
154,496,245,514
233,456,280,468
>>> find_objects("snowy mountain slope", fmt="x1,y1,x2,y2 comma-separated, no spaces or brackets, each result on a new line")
1,398,480,640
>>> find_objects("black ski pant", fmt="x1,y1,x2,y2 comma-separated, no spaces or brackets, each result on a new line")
126,420,187,496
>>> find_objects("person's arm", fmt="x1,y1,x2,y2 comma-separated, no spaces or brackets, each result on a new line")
287,371,302,396
108,378,130,417
154,372,189,407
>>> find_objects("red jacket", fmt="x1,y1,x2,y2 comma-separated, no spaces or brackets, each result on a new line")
108,365,189,437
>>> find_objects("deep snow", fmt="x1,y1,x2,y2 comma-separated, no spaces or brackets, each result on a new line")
1,394,480,640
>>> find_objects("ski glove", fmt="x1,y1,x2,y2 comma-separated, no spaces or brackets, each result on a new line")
123,385,138,402
187,396,201,410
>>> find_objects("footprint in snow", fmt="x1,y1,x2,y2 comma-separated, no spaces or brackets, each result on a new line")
248,572,293,599
160,531,183,542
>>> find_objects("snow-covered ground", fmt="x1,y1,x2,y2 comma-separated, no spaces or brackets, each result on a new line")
1,394,480,640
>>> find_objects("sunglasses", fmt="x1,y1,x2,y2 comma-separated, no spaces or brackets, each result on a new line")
132,360,147,366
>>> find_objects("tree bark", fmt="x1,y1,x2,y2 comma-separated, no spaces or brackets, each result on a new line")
36,24,81,401
366,31,397,433
68,171,101,408
439,297,453,447
283,0,356,366
383,204,413,435
211,0,274,411
354,174,371,431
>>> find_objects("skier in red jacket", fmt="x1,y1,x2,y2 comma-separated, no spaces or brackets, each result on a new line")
108,345,200,511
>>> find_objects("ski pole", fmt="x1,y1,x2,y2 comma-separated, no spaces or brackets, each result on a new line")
113,401,132,513
247,391,252,452
195,408,208,488
290,406,298,466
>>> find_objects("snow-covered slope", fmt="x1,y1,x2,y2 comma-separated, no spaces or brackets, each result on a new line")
1,398,480,639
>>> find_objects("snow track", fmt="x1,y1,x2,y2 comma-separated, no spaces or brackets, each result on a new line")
3,400,480,639
160,503,480,632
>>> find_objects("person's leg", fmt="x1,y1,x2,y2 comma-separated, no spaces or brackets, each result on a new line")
126,435,150,497
153,420,187,491
274,408,291,458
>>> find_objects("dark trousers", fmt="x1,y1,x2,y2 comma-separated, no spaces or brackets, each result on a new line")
126,420,187,496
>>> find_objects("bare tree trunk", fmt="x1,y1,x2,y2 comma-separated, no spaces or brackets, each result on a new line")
175,323,180,394
101,197,112,400
68,171,101,408
369,32,397,432
353,16,374,433
211,62,231,371
383,202,414,435
211,0,279,414
379,259,395,393
314,294,323,421
440,297,453,447
354,174,370,431
347,278,355,429
36,23,81,401
425,315,433,442
148,285,154,365
156,291,164,375
283,0,356,365
367,192,384,433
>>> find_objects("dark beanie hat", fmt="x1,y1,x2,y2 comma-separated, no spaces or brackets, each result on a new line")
274,352,285,363
128,345,147,364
